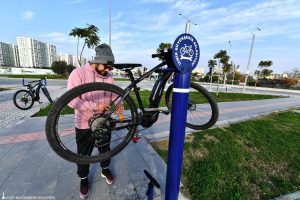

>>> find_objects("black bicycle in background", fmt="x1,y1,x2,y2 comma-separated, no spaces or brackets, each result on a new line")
13,78,53,110
45,49,219,165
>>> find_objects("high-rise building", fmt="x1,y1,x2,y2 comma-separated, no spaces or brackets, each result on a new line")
47,44,57,67
72,55,79,67
17,37,56,68
0,42,19,67
72,55,87,67
12,44,20,67
60,53,73,65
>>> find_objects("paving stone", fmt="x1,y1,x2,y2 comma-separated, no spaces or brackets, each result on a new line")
89,178,110,200
54,171,79,200
106,152,135,197
122,141,150,188
24,149,64,196
0,140,36,174
4,139,50,186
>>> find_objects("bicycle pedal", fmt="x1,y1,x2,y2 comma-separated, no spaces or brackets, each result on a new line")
132,136,141,143
38,101,43,104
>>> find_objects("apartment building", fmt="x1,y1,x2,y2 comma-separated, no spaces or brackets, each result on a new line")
0,42,20,67
60,53,73,65
17,37,56,68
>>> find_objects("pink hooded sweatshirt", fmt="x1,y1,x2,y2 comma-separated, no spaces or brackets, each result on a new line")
67,63,115,129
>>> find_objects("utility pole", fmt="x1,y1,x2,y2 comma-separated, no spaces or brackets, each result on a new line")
243,28,261,93
109,0,112,47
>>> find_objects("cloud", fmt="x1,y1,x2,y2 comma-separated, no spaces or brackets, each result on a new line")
171,0,209,14
21,10,35,20
65,0,83,5
139,0,175,3
38,32,77,44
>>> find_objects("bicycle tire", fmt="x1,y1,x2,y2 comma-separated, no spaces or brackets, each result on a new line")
13,90,34,110
165,82,219,130
45,82,138,164
41,87,53,103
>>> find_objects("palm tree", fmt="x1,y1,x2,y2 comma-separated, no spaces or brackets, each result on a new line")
208,59,217,91
258,60,273,78
69,24,100,66
253,60,273,93
214,50,231,92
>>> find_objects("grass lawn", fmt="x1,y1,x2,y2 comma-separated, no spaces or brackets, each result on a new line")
151,111,300,200
0,88,10,91
33,91,284,117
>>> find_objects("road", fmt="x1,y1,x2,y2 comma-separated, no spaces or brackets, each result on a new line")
1,77,300,97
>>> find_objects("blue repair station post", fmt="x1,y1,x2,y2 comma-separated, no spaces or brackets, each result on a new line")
165,23,200,200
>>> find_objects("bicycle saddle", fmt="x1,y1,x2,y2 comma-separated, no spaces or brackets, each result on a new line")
114,63,142,69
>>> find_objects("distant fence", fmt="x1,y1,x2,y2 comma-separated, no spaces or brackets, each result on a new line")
0,67,54,75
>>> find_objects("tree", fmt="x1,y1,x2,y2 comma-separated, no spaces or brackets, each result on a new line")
51,61,68,75
214,50,231,87
69,24,100,66
66,64,76,74
156,42,172,61
253,60,273,93
207,59,217,90
291,67,300,77
257,60,273,78
261,69,273,78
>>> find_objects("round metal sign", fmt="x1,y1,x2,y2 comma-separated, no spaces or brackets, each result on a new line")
172,33,200,73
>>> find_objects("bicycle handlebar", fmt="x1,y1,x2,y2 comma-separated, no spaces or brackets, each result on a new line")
151,53,160,58
26,78,47,85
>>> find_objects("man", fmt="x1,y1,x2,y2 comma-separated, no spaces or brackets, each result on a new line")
67,43,124,199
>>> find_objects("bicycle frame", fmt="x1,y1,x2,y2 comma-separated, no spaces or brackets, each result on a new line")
26,81,43,99
122,62,173,113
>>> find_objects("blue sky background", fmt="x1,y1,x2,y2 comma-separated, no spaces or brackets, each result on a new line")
0,0,299,73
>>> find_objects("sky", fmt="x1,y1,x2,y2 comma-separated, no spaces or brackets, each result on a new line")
0,0,300,74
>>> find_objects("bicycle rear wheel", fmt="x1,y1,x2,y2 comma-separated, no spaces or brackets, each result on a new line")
165,82,219,130
45,82,138,164
13,90,34,110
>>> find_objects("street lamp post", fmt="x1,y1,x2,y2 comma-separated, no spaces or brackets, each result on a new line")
243,28,261,93
109,0,112,47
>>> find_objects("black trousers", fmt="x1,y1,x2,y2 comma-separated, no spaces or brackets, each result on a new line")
75,128,111,178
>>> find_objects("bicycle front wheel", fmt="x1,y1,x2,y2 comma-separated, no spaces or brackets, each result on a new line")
13,90,34,110
45,82,138,164
165,82,219,130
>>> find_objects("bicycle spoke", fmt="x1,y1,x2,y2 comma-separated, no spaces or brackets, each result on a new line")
46,82,137,164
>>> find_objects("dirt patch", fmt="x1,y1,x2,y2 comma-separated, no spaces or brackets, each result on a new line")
151,140,168,151
235,136,259,154
186,144,209,160
203,134,220,143
185,134,195,143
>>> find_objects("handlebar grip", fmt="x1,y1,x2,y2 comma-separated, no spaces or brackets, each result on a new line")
151,54,160,58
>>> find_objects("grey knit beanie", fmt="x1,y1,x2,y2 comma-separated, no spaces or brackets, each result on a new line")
90,43,115,65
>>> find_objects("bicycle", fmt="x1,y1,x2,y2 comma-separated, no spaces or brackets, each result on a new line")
45,49,219,164
13,78,53,110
